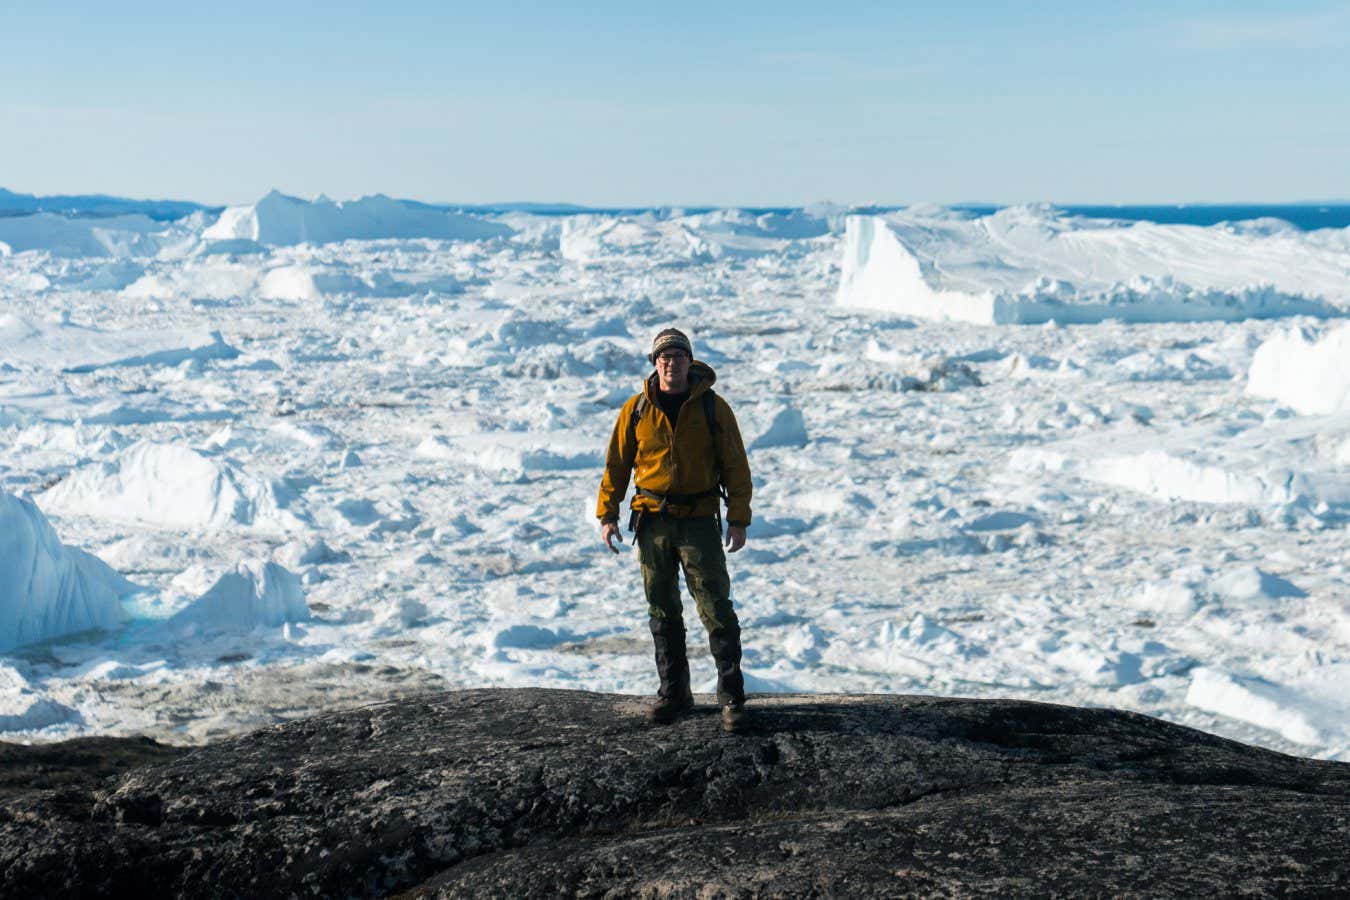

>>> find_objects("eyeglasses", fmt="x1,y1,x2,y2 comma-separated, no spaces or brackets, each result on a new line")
655,351,689,363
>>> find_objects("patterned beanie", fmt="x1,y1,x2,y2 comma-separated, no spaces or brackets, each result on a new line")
648,328,693,363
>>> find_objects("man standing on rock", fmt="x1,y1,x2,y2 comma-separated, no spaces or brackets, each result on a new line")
597,328,753,732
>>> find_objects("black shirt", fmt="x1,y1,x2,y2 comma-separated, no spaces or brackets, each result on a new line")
656,388,689,429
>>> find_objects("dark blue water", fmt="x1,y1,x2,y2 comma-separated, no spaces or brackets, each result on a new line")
461,202,1350,231
970,204,1350,231
4,187,1349,231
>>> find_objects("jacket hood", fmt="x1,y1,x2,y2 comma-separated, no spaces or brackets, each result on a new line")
646,359,717,397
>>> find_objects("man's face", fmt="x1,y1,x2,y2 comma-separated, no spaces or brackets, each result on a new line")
655,349,691,390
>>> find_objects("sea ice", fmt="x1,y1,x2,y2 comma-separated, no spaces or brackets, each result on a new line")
1125,582,1202,618
121,261,262,301
685,207,837,240
1186,667,1339,747
417,431,603,478
1211,566,1307,604
0,314,238,373
560,217,690,266
487,623,564,650
0,695,82,732
1010,415,1350,511
4,197,1348,760
840,614,981,679
275,538,351,569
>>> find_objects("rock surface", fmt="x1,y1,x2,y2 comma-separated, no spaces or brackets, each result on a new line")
2,689,1347,897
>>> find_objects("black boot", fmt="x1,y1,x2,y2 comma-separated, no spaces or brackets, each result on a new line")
710,625,748,732
648,616,693,723
708,623,746,707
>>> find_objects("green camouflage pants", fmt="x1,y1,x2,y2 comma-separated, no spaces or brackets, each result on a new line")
637,514,738,635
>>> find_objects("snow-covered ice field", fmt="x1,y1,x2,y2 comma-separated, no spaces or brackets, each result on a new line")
2,193,1348,761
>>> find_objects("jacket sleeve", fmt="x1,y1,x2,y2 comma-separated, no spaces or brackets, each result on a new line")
716,397,753,527
596,396,639,523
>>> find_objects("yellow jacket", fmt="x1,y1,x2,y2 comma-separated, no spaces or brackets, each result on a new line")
596,361,752,526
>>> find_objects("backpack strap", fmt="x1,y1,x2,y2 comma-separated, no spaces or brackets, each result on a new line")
626,393,648,463
702,390,729,503
624,393,650,536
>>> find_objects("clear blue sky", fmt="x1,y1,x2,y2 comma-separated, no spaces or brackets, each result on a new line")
3,1,1347,206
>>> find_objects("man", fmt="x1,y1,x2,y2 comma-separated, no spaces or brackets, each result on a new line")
597,328,753,732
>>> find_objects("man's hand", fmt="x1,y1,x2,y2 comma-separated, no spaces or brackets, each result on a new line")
725,525,746,553
601,521,623,554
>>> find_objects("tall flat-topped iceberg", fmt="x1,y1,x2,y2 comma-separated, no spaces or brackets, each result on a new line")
0,490,133,653
837,207,1350,325
203,191,512,246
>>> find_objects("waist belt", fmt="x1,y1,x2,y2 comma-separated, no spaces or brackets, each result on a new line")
637,487,721,513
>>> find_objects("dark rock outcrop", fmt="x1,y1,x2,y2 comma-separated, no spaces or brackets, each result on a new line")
2,689,1347,897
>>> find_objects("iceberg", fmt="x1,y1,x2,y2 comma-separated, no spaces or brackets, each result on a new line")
745,404,809,450
0,212,171,258
837,207,1350,324
1247,323,1350,415
0,490,132,653
203,191,512,246
558,210,825,264
170,561,308,634
559,216,689,265
40,441,306,532
120,260,263,301
683,207,835,240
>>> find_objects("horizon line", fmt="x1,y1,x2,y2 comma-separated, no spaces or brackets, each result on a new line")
3,186,1350,212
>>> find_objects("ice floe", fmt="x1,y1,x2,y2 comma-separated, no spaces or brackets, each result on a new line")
1211,566,1307,604
0,693,82,732
1186,666,1350,748
1125,581,1203,618
1010,415,1350,511
839,613,985,680
415,431,603,478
